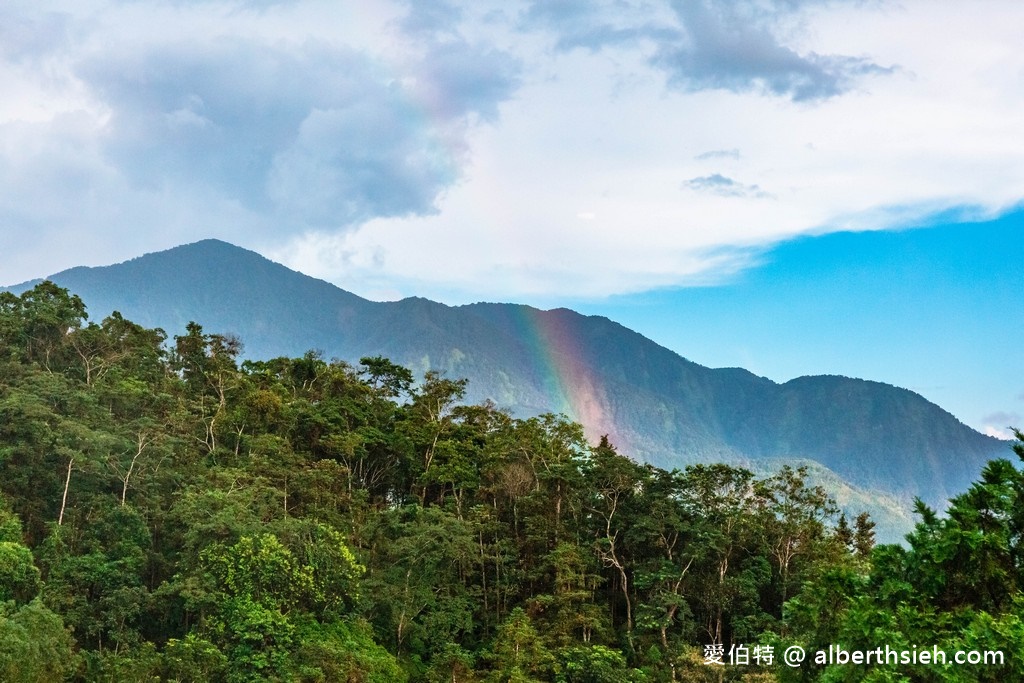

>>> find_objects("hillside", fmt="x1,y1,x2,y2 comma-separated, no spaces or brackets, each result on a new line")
5,239,1008,534
7,281,1017,680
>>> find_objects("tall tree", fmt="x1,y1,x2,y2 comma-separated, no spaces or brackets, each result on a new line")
755,465,838,621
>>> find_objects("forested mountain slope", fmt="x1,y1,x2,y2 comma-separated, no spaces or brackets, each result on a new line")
0,281,1021,681
5,240,1004,514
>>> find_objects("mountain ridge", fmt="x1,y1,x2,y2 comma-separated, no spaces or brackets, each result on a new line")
5,239,1008,540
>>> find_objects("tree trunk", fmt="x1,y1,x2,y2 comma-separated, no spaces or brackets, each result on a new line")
58,456,74,525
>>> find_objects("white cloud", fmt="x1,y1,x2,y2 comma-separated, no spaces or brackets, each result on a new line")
984,426,1016,441
982,411,1022,440
694,148,741,161
684,173,770,198
270,0,1024,301
0,0,520,284
2,0,1024,302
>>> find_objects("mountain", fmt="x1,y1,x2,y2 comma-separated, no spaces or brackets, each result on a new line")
5,240,1009,539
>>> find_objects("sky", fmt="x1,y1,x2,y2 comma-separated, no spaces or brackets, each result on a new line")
0,0,1021,437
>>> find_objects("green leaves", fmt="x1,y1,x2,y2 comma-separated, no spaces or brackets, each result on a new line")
783,435,1024,682
1,287,1020,682
203,534,308,612
0,599,79,683
0,281,87,369
201,526,363,618
0,503,42,607
0,542,41,605
556,645,645,683
488,607,554,682
190,529,365,681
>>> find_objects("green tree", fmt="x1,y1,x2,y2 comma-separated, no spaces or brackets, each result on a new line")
39,502,152,653
0,599,80,683
584,436,646,650
852,512,876,559
529,542,608,650
400,370,470,506
754,465,838,623
487,607,554,683
294,617,407,683
0,497,40,605
359,355,414,399
67,311,167,388
556,644,645,683
172,322,244,455
0,541,41,605
628,467,702,683
0,498,78,681
361,505,477,660
677,464,758,646
0,281,86,370
807,432,1024,682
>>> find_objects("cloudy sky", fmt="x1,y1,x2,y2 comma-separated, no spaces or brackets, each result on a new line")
1,0,1022,437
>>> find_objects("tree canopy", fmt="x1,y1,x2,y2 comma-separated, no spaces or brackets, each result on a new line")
0,282,1019,682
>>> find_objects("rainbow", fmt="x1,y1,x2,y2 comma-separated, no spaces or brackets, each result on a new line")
511,305,621,448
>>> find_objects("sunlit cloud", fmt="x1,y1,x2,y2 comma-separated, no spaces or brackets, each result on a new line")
1,0,1023,303
684,173,770,199
982,412,1022,441
694,148,741,161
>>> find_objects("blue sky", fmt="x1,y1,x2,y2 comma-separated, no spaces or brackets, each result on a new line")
571,210,1024,439
0,0,1021,436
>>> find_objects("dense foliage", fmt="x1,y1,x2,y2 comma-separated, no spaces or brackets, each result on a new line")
32,238,1004,529
0,282,1020,682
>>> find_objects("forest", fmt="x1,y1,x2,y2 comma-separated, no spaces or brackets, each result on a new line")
0,281,1021,682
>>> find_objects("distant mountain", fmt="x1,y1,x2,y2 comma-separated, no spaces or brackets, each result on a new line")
6,240,1009,540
